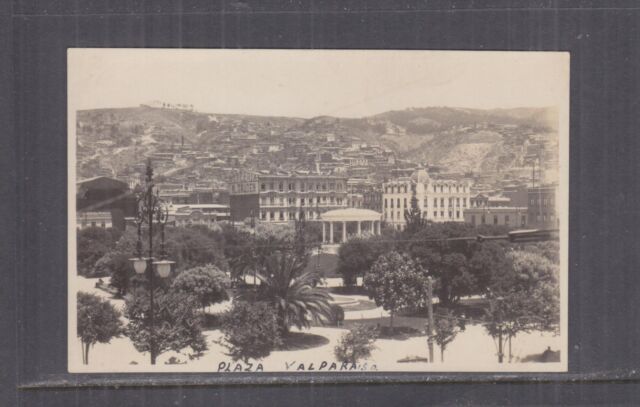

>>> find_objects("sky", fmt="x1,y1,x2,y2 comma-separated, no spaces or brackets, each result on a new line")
68,49,569,118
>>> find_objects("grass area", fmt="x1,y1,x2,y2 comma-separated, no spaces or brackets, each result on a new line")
276,332,330,351
340,299,377,312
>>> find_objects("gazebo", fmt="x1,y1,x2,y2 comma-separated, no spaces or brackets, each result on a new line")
319,208,382,244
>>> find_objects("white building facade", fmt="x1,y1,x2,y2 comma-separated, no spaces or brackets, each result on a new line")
382,169,472,230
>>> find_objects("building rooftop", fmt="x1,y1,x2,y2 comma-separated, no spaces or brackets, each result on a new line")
320,208,382,222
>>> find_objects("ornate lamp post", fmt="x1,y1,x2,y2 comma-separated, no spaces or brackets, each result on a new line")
129,160,175,365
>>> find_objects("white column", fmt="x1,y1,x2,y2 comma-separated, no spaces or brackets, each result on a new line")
329,222,334,243
342,221,347,242
357,221,362,236
376,220,381,235
322,222,326,243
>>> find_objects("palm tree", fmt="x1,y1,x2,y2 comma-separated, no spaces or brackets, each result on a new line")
239,250,332,335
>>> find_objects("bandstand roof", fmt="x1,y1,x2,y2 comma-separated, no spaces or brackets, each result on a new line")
320,208,382,222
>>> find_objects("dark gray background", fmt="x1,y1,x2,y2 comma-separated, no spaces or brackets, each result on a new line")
4,0,640,405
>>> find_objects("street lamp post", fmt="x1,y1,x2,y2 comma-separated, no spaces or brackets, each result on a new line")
129,161,175,365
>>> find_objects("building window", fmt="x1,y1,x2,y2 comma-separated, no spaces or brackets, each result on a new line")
505,215,510,225
279,182,284,192
440,198,444,207
269,182,274,190
471,214,476,224
101,222,106,228
329,183,335,190
279,211,284,220
521,215,526,226
481,215,486,224
391,211,394,219
397,198,400,208
433,211,437,218
434,198,438,207
448,211,452,218
404,198,407,208
456,198,460,206
494,215,498,225
288,183,294,191
441,211,445,218
301,198,305,206
384,198,388,208
301,183,306,192
270,212,275,220
456,211,460,219
463,198,467,207
261,211,266,220
261,183,266,191
397,211,400,219
391,200,394,208
91,221,96,227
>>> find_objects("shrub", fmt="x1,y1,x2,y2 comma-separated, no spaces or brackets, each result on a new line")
220,301,282,362
171,264,230,312
334,324,378,364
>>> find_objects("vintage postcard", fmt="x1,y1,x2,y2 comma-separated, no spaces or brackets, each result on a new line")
68,49,569,373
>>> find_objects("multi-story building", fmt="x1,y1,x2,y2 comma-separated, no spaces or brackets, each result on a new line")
228,171,260,222
466,192,528,228
464,207,528,228
168,204,231,228
527,184,559,228
347,179,383,212
257,174,348,222
382,169,472,230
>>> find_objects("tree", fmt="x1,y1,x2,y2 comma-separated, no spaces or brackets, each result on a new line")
436,252,476,306
163,226,228,272
220,301,282,362
334,324,378,364
363,251,429,328
337,236,393,286
431,309,464,362
77,227,120,276
405,222,508,306
171,264,230,312
77,292,123,364
94,251,132,297
403,188,426,235
484,250,560,362
124,288,208,361
242,250,332,335
468,241,511,294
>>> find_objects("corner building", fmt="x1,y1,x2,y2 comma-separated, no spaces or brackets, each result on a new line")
258,174,348,222
382,169,472,230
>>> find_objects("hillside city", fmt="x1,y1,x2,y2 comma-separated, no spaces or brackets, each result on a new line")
74,102,561,371
76,103,559,232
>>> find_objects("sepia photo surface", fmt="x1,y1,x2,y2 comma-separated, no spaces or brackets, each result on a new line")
68,49,569,373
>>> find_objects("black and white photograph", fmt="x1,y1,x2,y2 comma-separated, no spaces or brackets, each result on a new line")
68,49,568,373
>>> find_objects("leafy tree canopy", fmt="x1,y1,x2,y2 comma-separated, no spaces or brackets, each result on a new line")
220,301,282,362
171,264,230,311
